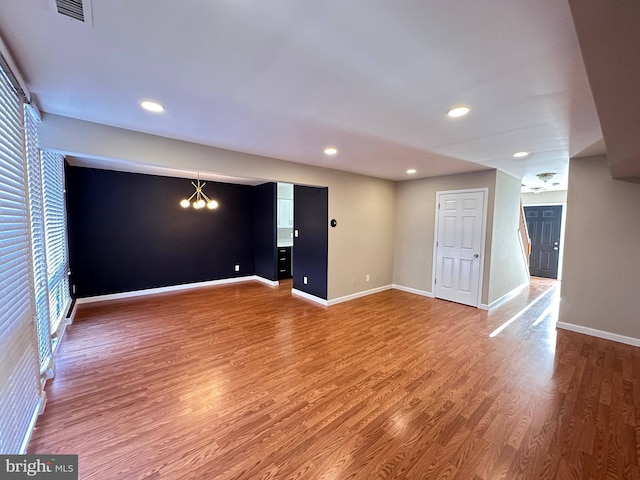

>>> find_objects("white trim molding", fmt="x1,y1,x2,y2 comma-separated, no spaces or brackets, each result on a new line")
391,284,434,298
254,276,279,287
480,281,529,311
328,285,392,306
291,289,329,306
76,276,259,304
68,300,79,323
556,322,640,348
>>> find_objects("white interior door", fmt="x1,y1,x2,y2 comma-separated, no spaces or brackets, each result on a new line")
434,190,486,307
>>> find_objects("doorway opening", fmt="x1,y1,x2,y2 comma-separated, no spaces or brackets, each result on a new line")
523,205,565,280
277,183,294,280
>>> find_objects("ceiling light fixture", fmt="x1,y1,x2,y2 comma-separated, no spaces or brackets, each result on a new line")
446,106,470,118
529,186,545,194
406,169,417,175
324,147,338,156
140,100,165,113
513,151,529,158
536,172,556,183
180,173,218,210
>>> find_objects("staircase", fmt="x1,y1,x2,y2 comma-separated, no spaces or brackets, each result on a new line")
519,201,531,267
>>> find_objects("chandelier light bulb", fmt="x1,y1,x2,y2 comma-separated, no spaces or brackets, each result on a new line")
194,199,206,209
180,199,190,208
207,200,219,209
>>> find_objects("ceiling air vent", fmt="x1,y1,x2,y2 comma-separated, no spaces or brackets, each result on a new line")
54,0,85,22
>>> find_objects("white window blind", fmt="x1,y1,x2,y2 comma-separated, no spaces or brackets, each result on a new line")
24,103,52,369
0,65,41,454
41,150,70,332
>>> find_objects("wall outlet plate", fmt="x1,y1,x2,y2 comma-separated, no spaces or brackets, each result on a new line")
303,276,308,284
234,265,240,272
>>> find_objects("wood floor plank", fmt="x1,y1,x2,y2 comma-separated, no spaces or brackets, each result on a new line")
26,277,640,479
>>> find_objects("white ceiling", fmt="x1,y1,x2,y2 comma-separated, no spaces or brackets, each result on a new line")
0,0,604,190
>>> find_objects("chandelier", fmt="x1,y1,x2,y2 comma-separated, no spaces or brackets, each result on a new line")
179,174,218,210
536,172,556,183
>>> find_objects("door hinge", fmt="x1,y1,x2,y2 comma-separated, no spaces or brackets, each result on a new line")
434,278,437,285
436,240,438,247
438,203,440,209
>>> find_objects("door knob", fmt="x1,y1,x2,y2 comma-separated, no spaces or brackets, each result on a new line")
553,247,559,251
473,254,479,258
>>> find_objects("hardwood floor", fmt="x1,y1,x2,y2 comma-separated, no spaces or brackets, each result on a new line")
29,278,640,479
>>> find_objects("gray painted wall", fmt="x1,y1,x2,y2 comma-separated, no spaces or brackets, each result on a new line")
488,171,530,303
392,169,528,307
41,114,528,310
39,114,395,301
521,190,568,205
392,170,497,305
559,155,640,339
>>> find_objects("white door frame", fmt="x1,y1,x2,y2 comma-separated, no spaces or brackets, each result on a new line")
432,188,489,308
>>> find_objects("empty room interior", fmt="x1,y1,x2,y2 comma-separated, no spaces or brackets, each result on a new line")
1,1,639,479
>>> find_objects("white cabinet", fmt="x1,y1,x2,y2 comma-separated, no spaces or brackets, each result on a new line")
277,198,293,228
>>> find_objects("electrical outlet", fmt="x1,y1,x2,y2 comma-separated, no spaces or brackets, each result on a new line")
235,264,240,272
295,230,299,237
303,276,308,285
366,274,370,282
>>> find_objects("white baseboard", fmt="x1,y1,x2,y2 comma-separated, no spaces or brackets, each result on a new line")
291,289,328,306
328,285,392,306
254,276,279,287
52,320,67,356
391,284,434,298
556,322,640,347
480,281,529,311
75,275,258,304
68,300,78,323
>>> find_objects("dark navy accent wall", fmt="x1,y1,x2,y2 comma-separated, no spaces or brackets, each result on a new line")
253,182,277,281
292,185,328,299
66,166,255,297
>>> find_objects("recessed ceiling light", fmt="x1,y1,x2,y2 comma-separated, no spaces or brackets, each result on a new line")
324,147,338,156
446,106,470,118
406,169,417,175
513,151,529,158
140,100,165,113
